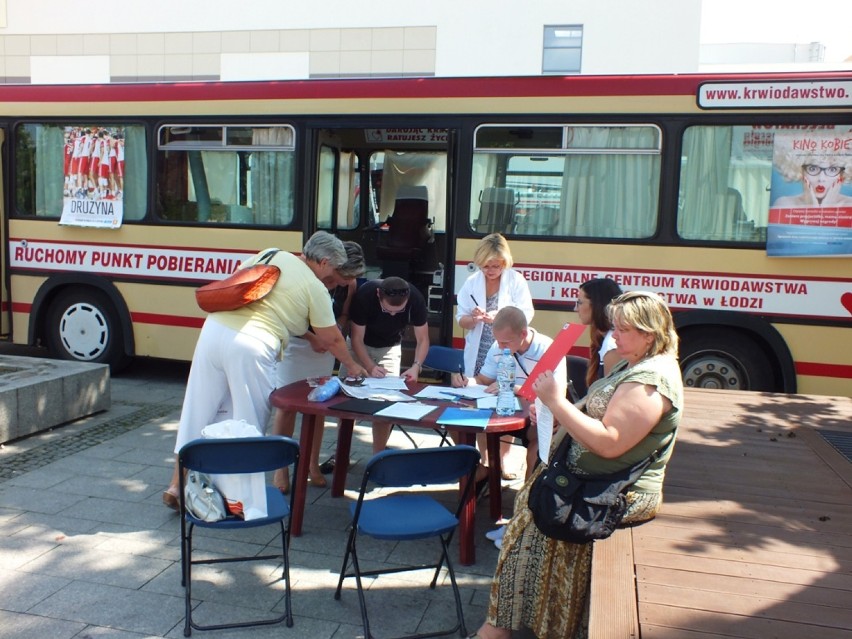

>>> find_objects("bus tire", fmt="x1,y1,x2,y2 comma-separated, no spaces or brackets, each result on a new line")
679,328,774,392
45,288,131,372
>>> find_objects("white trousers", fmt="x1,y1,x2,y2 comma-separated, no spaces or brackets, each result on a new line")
174,318,278,453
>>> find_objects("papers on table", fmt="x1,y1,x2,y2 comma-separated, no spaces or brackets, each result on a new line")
360,376,409,391
436,407,493,428
475,395,521,411
374,402,439,420
339,382,414,402
415,384,492,401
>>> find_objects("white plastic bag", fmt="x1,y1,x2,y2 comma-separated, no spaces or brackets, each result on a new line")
201,419,268,521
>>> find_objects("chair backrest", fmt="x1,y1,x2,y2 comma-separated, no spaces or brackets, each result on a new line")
365,446,480,488
423,345,465,374
385,196,430,250
476,186,517,234
179,436,299,475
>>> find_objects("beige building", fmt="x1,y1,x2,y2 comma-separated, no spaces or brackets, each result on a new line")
0,0,702,83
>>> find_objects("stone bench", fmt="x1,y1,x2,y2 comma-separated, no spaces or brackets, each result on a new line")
0,355,110,443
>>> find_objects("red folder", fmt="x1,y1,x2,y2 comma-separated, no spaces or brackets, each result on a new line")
517,323,586,401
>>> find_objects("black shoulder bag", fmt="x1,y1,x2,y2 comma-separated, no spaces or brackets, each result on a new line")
527,434,660,544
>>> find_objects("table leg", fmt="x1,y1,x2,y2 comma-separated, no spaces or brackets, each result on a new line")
486,432,503,520
453,430,476,566
332,418,355,498
292,413,317,537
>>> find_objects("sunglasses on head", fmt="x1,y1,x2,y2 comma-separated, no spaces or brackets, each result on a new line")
381,288,409,298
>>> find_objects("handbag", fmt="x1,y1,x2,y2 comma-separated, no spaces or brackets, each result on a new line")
527,433,659,543
184,470,228,522
195,248,280,313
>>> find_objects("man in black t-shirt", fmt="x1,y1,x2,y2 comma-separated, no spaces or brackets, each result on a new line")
340,276,430,452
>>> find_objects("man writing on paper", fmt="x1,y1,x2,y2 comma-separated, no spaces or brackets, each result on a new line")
452,306,567,480
339,277,430,453
453,305,567,547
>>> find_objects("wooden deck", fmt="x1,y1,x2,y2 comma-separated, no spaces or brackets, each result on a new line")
590,388,852,639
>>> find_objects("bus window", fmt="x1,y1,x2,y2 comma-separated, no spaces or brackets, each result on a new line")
14,123,147,220
470,124,661,238
678,125,770,243
156,124,296,225
317,146,359,232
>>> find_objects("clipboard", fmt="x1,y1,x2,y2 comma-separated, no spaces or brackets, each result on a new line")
436,407,493,428
516,323,585,401
330,398,394,415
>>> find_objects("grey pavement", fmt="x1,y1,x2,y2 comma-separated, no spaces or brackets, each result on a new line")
0,347,527,639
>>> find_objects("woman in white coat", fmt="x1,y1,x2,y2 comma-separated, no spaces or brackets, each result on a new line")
454,233,533,478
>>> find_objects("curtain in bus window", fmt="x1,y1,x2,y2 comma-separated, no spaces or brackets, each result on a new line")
338,151,358,229
251,128,295,226
251,151,294,225
678,126,768,242
678,126,737,240
34,126,64,216
556,127,658,239
316,146,335,230
122,126,147,221
379,151,447,232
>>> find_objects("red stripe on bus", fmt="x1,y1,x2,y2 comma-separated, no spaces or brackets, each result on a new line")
796,361,852,380
131,312,204,329
454,335,850,380
0,72,847,103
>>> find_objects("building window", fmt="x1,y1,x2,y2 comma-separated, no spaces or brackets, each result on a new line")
542,25,583,74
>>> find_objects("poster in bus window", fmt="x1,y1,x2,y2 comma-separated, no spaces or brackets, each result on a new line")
60,126,125,228
767,127,852,257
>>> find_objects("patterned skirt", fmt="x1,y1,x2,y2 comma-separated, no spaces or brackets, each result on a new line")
486,463,661,639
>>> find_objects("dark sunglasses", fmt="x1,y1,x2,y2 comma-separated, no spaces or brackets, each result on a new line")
380,287,409,298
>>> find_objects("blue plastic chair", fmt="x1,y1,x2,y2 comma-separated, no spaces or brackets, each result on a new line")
178,436,300,636
421,345,467,446
423,345,465,381
334,445,481,639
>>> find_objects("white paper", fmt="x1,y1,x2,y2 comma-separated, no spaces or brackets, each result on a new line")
535,399,554,464
340,383,414,402
476,395,520,411
374,402,439,420
361,376,409,390
448,384,492,399
415,386,461,400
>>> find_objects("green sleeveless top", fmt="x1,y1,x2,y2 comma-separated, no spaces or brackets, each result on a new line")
564,354,683,494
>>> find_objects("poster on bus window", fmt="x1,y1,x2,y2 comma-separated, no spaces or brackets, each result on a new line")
767,127,852,257
60,126,125,228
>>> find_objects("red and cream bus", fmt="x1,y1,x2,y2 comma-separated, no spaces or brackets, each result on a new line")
1,72,850,395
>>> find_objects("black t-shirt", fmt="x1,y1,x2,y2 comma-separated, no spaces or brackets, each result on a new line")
349,280,428,348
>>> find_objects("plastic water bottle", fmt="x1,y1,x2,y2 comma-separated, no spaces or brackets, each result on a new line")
495,348,516,416
307,376,341,402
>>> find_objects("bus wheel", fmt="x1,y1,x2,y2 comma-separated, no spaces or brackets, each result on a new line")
46,288,130,372
679,328,774,392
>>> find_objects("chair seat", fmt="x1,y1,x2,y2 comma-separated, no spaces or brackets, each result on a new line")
353,494,458,540
188,485,290,529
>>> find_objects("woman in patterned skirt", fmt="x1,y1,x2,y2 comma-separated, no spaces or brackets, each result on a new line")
471,291,683,639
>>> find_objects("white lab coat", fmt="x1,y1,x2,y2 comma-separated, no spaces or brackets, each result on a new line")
455,268,534,376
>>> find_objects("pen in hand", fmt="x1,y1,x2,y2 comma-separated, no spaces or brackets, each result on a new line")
470,294,479,307
458,364,468,386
